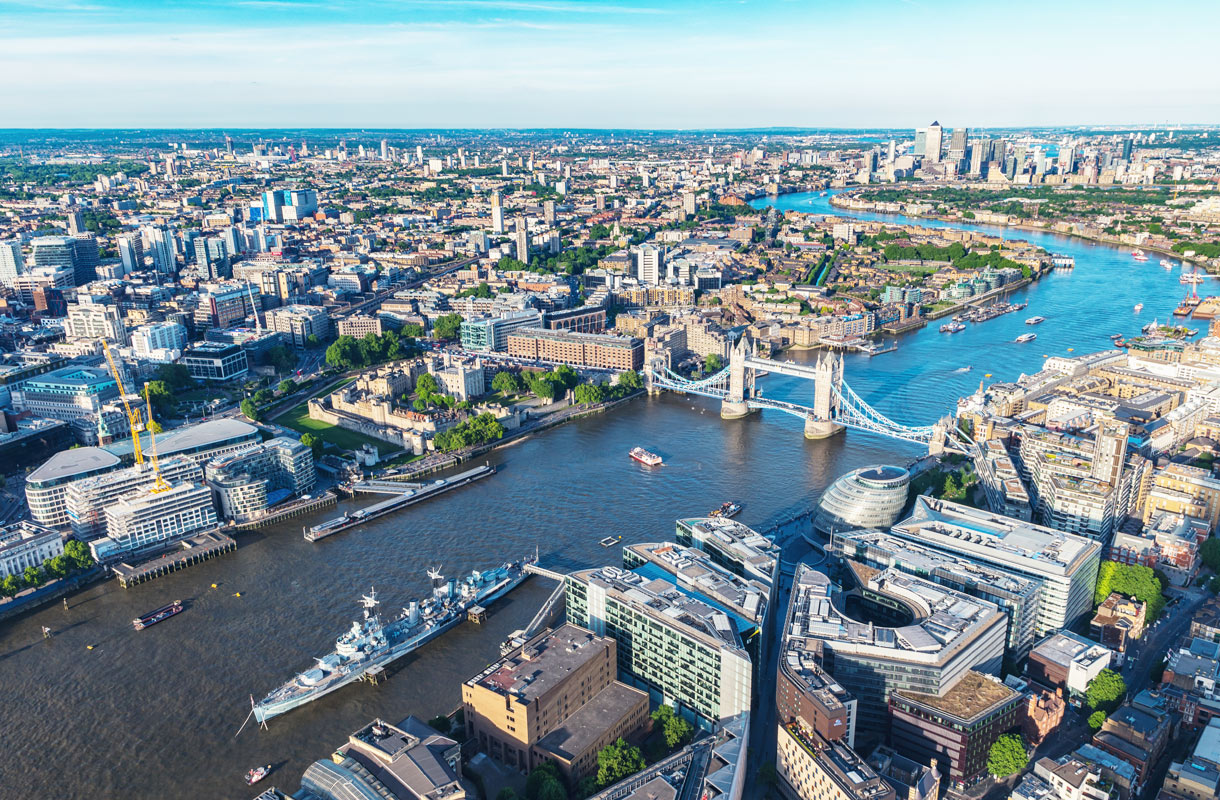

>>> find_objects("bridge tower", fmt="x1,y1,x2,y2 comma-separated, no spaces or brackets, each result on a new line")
805,351,845,439
720,337,755,419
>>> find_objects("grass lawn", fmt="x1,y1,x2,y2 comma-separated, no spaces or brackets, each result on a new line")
279,404,392,455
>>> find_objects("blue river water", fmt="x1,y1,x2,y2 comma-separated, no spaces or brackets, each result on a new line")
0,192,1200,800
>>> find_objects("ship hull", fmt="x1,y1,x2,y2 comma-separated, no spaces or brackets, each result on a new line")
252,568,530,724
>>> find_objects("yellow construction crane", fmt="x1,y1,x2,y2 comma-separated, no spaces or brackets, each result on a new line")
142,382,171,493
101,340,144,468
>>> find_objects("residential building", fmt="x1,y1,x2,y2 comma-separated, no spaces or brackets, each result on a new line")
462,624,648,780
65,456,203,541
195,282,258,329
865,747,939,800
131,321,187,362
204,438,316,521
182,342,249,382
889,671,1023,790
776,722,896,800
0,239,22,287
0,521,64,579
1026,631,1112,700
266,304,332,348
1031,756,1111,800
889,497,1102,636
1091,691,1175,792
1089,593,1146,653
92,481,218,561
507,328,643,371
1144,462,1220,530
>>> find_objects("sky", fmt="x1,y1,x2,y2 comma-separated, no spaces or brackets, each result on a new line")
1,0,1217,129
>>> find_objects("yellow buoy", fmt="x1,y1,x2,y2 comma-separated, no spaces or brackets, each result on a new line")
1067,348,1074,352
234,592,241,597
984,373,993,378
211,583,217,589
86,645,94,650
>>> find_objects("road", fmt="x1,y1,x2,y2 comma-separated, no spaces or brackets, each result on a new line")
1125,584,1209,693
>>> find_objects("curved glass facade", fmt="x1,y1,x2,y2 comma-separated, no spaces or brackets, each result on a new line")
812,464,910,537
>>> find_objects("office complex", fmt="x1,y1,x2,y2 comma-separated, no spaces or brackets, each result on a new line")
459,310,544,352
266,304,332,348
65,456,203,541
0,521,64,579
888,496,1102,635
11,366,119,422
785,564,1006,738
181,342,249,382
889,671,1023,791
1026,631,1112,700
566,543,763,729
462,624,648,781
829,528,1041,659
65,302,127,345
673,516,780,590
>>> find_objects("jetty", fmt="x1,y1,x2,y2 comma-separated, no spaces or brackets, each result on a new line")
113,530,237,588
305,464,495,542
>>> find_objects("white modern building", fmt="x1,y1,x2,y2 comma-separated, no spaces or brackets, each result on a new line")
92,481,218,561
0,521,64,579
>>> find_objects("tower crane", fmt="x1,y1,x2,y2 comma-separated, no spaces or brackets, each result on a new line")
142,382,171,493
101,340,144,469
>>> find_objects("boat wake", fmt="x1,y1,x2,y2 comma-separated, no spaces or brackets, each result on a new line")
953,366,973,373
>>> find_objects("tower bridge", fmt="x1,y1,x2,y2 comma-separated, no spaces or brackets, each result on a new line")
645,338,969,455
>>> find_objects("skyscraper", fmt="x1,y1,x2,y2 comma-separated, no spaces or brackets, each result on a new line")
66,209,86,236
543,199,555,227
913,128,927,157
30,236,78,285
71,234,99,284
117,234,144,274
0,240,22,287
514,219,529,263
145,227,176,275
948,128,968,165
380,139,388,160
682,191,697,217
636,244,662,285
924,121,943,163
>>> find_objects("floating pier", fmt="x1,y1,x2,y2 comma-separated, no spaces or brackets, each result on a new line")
235,491,337,530
113,531,237,588
305,464,495,542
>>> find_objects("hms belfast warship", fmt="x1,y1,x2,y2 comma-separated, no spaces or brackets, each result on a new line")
249,555,535,725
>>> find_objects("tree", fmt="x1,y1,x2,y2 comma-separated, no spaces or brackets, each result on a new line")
306,333,321,348
326,335,362,370
526,762,562,800
554,364,581,391
22,565,43,588
705,353,723,371
575,776,599,799
401,322,425,339
426,714,451,734
253,388,275,405
1086,669,1127,713
1093,561,1166,619
300,433,323,457
433,313,463,340
267,345,297,374
156,363,192,390
1202,537,1220,571
144,380,175,413
596,738,644,789
0,574,19,597
617,370,643,391
147,419,163,434
1088,710,1107,731
651,704,694,750
240,398,261,422
415,373,439,397
497,790,520,800
573,383,606,404
536,780,565,800
986,734,1028,778
278,379,298,395
64,540,93,570
492,370,524,396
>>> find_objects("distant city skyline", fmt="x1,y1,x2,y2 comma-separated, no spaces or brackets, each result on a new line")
1,0,1217,128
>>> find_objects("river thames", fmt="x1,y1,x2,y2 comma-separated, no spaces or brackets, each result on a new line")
0,191,1199,799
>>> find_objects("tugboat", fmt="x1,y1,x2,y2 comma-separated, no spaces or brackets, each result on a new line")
245,765,271,786
629,447,663,466
133,601,183,631
1015,333,1037,343
709,501,743,519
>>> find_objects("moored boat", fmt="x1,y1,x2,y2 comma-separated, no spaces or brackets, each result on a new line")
939,322,965,334
133,601,183,631
1132,249,1149,262
709,501,743,519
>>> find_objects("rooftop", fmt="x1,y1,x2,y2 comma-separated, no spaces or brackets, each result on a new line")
467,623,610,704
27,446,121,485
892,495,1100,576
625,541,769,624
103,418,258,461
892,670,1021,723
534,681,648,762
1031,631,1110,670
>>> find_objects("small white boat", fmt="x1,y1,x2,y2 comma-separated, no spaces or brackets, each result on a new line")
1161,259,1173,269
245,765,271,786
1025,316,1046,325
1132,249,1149,262
1015,333,1037,343
1134,303,1144,313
